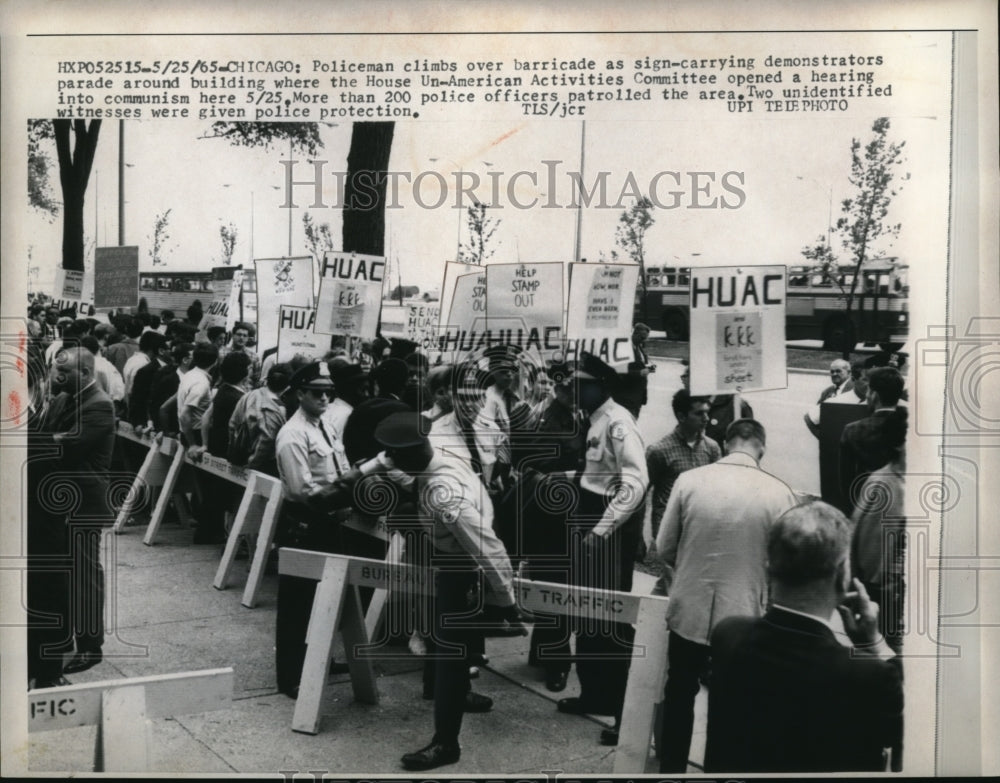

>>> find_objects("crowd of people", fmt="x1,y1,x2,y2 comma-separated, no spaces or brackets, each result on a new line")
24,298,908,774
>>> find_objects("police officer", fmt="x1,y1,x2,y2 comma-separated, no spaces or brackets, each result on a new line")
555,352,649,746
273,361,355,697
374,412,523,772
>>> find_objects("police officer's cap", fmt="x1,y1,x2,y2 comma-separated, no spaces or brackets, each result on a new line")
573,352,617,384
374,411,430,448
289,361,335,391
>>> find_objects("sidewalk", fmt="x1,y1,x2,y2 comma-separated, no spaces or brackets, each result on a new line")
28,520,707,775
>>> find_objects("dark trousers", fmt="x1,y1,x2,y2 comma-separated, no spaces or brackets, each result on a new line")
69,525,105,653
571,490,637,718
423,567,479,746
659,631,711,773
275,507,341,695
27,525,72,683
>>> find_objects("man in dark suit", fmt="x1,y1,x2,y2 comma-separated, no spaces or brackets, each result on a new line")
704,501,903,773
839,367,905,512
41,346,117,677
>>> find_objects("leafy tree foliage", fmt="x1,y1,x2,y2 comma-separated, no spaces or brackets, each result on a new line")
615,196,655,324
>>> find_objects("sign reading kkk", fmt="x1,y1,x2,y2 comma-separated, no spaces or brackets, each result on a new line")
688,265,787,395
315,251,385,339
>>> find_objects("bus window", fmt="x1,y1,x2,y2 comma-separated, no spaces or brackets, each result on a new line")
140,276,156,291
788,270,809,287
242,275,256,292
155,277,172,291
648,275,661,287
203,279,215,293
810,274,831,287
185,278,203,292
678,267,690,286
664,267,677,286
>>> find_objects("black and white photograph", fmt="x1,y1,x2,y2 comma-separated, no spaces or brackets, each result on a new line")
1,1,997,777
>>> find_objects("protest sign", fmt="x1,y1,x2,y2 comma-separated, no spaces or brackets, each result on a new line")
196,266,243,341
688,265,787,394
51,269,94,314
94,246,139,309
564,263,640,368
277,305,328,362
254,257,314,353
437,261,477,333
315,252,385,339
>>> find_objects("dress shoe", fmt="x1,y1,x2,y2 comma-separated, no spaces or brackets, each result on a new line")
463,691,493,712
279,685,299,699
329,661,350,676
32,675,72,689
401,741,460,771
600,727,620,746
545,670,568,693
63,650,102,675
557,697,614,716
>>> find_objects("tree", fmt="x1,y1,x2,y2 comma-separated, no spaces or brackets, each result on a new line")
148,209,174,266
198,122,323,156
342,122,395,257
458,201,501,265
803,117,909,355
219,222,238,265
28,120,59,219
615,196,655,325
30,120,103,272
302,212,334,277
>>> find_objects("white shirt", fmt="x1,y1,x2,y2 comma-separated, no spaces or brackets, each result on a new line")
579,397,649,538
321,397,354,441
177,366,213,431
122,352,151,396
93,353,125,402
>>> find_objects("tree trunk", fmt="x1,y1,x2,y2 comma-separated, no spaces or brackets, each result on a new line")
53,119,101,272
342,122,395,256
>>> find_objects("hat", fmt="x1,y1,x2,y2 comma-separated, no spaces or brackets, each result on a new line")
331,362,368,387
573,352,618,385
374,411,430,448
388,337,420,360
289,361,335,390
372,357,409,393
484,344,522,372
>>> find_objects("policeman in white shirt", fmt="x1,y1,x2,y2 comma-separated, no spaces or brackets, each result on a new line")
555,352,648,746
273,360,355,697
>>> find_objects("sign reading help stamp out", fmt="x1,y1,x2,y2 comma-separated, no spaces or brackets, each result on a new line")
688,265,786,395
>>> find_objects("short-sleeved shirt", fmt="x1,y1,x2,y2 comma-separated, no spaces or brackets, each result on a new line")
177,366,213,431
275,407,350,505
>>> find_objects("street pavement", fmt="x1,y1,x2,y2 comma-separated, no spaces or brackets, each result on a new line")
26,365,827,775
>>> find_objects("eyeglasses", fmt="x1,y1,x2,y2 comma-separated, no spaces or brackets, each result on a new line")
305,388,332,399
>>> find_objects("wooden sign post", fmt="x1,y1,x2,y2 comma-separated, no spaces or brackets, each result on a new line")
28,668,233,773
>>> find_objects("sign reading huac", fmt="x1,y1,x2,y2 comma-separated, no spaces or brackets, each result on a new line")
277,305,328,362
254,256,315,354
438,263,566,359
52,268,95,314
688,265,787,395
315,252,385,338
564,263,640,368
196,266,243,342
94,246,139,309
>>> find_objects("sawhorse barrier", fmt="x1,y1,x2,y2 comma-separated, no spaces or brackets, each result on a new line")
114,425,283,604
28,668,233,772
278,549,669,774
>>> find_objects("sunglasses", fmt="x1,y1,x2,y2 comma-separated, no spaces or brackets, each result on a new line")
304,388,333,399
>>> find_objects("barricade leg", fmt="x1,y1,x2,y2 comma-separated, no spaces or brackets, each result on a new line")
214,477,260,591
143,443,186,546
613,598,669,774
241,485,283,608
94,684,150,772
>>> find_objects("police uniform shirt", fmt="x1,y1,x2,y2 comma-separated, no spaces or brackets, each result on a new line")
418,450,516,607
321,397,353,441
579,397,649,538
275,406,350,505
429,410,501,471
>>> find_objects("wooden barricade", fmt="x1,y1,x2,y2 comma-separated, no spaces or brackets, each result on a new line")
28,668,233,773
278,550,669,773
213,470,284,608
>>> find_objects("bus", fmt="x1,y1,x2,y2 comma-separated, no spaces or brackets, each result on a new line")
137,269,258,325
635,259,909,350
